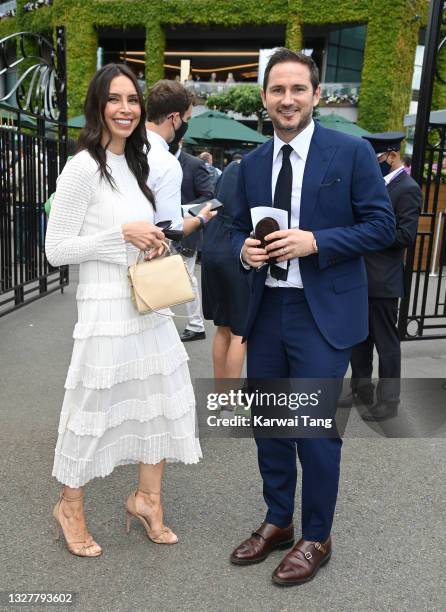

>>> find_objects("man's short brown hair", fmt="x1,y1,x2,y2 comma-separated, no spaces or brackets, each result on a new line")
263,48,319,93
146,80,195,123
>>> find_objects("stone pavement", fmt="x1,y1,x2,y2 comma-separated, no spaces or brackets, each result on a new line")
0,267,445,612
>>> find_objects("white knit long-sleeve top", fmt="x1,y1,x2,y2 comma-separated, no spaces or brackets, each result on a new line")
46,149,202,488
45,149,153,268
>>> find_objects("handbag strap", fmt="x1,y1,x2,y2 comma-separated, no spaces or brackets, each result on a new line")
135,242,201,319
137,240,171,263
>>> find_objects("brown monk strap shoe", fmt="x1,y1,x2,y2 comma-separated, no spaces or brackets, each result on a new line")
230,521,294,566
272,536,332,585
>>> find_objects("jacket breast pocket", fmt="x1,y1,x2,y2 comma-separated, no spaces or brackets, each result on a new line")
316,178,345,225
333,273,366,294
320,177,342,188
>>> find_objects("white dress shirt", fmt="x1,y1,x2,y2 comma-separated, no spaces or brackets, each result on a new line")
383,164,405,185
264,120,315,288
146,129,183,229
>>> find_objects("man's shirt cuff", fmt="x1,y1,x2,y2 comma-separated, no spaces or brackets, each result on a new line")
240,249,251,270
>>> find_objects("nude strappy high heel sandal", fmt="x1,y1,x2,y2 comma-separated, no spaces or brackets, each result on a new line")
53,493,102,557
125,490,178,545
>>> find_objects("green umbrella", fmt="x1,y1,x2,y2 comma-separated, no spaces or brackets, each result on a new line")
0,108,36,129
68,115,85,128
184,110,268,144
316,113,370,137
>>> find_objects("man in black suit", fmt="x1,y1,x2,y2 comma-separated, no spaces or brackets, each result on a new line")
170,140,215,341
341,132,422,421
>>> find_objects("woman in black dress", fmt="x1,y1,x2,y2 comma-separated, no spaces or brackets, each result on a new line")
201,161,249,379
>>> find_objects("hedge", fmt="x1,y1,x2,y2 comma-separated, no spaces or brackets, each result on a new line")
1,0,430,131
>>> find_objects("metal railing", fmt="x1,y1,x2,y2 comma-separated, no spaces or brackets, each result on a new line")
398,0,446,340
182,80,360,105
0,28,68,317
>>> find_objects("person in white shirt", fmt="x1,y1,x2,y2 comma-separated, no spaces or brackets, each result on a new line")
144,80,216,237
229,48,395,585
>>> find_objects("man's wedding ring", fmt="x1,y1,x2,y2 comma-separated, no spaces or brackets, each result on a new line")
282,247,286,255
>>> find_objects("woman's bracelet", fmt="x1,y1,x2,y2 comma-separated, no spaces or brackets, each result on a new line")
197,215,206,229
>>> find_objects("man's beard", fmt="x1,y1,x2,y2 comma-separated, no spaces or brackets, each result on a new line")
271,108,313,136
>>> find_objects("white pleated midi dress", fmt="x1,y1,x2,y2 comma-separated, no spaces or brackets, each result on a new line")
45,150,202,488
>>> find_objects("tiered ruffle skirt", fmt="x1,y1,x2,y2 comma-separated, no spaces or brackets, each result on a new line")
53,267,202,488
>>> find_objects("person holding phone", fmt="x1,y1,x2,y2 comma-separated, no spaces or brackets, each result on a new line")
45,64,204,558
168,138,215,342
144,80,216,341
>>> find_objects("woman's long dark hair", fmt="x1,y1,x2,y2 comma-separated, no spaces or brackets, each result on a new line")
77,63,154,207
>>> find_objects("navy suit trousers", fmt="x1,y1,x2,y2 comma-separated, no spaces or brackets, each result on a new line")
247,287,351,541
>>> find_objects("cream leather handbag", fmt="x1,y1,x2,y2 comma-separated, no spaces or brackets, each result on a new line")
128,242,194,314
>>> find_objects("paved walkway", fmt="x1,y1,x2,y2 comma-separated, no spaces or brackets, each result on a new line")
0,268,445,612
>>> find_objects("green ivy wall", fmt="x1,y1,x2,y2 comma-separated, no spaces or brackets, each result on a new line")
1,0,430,129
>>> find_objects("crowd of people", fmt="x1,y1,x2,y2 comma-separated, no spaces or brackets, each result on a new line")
23,0,53,13
0,0,52,20
0,7,15,20
44,48,420,587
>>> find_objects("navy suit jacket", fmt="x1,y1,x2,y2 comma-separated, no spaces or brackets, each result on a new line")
364,171,421,298
178,150,215,254
231,122,396,349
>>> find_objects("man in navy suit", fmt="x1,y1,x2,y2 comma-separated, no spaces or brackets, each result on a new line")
345,132,421,422
229,48,395,585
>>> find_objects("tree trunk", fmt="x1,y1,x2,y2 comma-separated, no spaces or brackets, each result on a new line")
257,114,264,133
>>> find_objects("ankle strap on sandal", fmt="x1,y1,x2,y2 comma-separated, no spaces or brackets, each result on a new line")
61,492,84,502
136,488,161,496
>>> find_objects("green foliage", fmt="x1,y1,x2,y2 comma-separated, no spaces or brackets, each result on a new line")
432,33,446,111
207,85,267,132
0,16,17,39
286,15,303,51
0,0,429,129
302,0,369,24
206,92,232,114
358,0,426,132
145,21,165,86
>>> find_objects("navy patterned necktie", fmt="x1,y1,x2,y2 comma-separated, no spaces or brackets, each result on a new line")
270,144,293,281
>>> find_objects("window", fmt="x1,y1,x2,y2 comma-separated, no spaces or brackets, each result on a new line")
325,25,366,83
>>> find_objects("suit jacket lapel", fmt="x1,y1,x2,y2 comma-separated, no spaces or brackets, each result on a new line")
257,139,274,206
300,123,338,229
386,170,405,193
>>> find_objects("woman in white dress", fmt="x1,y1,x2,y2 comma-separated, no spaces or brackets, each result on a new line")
45,64,207,557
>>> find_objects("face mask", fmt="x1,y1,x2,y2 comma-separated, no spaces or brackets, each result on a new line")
379,154,392,177
170,117,189,149
169,140,180,155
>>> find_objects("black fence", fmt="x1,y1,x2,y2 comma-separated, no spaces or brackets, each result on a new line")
399,0,446,341
0,28,68,316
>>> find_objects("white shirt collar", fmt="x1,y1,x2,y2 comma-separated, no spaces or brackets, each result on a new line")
383,164,404,185
273,120,315,163
146,128,169,151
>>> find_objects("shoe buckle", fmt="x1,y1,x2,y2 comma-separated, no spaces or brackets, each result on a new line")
314,542,325,553
304,551,313,560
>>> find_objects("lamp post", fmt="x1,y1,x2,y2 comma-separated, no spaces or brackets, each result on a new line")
410,0,444,185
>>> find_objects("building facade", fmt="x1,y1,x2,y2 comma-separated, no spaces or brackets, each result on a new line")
0,0,429,132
